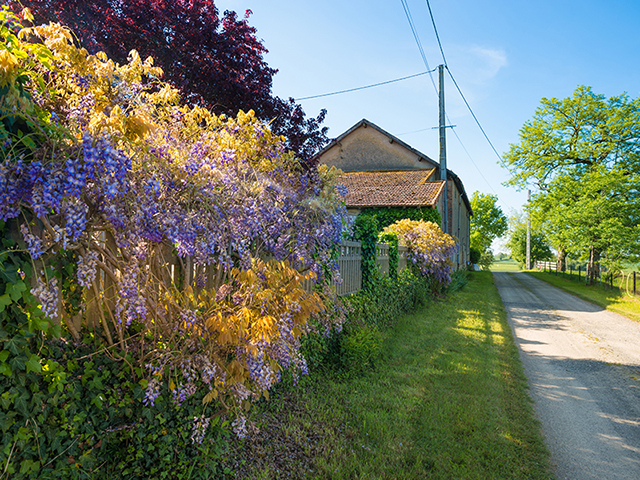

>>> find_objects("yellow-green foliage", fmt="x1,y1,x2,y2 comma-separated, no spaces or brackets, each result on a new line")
159,259,323,409
0,8,348,476
382,219,458,288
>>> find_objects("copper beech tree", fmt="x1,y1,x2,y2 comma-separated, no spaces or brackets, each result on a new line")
10,0,329,162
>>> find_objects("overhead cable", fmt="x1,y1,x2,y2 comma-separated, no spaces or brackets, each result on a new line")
450,128,512,209
425,0,447,66
446,67,504,162
399,0,438,94
294,69,435,101
404,0,509,205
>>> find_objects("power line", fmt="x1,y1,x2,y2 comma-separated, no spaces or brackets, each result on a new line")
446,66,504,163
425,0,447,66
397,126,439,135
399,0,438,94
403,0,509,208
450,127,512,210
421,0,504,163
293,69,436,101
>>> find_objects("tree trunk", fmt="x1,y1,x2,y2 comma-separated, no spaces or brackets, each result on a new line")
586,247,600,285
556,246,566,272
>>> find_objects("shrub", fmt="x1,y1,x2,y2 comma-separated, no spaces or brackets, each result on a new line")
470,246,482,265
0,8,347,477
302,269,432,373
382,219,458,291
447,269,469,293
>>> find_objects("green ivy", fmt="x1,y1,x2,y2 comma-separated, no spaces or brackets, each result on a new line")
358,206,441,232
353,214,379,292
0,221,232,479
377,232,399,280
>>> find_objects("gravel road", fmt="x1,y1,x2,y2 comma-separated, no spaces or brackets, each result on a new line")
494,272,640,480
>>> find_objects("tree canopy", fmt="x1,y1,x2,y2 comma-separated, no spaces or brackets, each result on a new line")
502,86,640,281
502,85,640,189
9,0,329,162
469,191,508,269
469,191,508,252
505,215,552,268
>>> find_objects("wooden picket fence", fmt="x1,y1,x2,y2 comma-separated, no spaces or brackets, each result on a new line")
332,240,409,296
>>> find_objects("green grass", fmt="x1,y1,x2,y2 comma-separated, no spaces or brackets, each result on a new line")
228,272,552,479
490,258,521,272
527,270,640,323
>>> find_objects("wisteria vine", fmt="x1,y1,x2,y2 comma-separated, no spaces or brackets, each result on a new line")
0,8,347,440
381,219,458,288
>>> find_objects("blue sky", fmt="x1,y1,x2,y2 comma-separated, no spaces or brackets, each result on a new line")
216,0,640,221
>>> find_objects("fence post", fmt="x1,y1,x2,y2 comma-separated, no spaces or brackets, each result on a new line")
578,265,581,283
634,271,637,296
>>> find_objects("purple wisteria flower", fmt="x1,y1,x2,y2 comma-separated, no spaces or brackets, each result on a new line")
143,378,161,407
32,276,59,319
115,263,147,327
20,224,44,259
190,414,210,445
77,251,99,288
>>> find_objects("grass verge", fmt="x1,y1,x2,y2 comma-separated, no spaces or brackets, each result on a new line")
226,272,552,479
490,258,521,272
526,270,640,323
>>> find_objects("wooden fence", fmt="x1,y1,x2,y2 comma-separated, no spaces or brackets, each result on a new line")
333,241,409,296
534,260,638,296
8,212,410,340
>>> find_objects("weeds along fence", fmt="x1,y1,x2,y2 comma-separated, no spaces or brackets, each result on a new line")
534,260,639,297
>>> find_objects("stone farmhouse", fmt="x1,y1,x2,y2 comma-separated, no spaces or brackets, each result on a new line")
315,119,472,270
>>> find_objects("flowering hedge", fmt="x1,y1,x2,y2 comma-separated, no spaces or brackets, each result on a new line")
381,219,458,290
0,7,347,472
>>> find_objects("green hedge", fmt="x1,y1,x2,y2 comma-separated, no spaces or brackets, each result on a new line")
353,206,441,287
301,269,432,374
0,222,231,479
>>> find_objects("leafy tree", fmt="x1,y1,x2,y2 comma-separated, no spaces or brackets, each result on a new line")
531,168,640,280
9,0,329,162
469,191,507,269
502,86,640,281
506,216,552,268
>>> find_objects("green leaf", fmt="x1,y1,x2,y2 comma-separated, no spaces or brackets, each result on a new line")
0,411,16,433
7,281,27,302
0,294,12,313
0,350,8,363
19,458,40,475
4,337,22,355
91,395,103,410
14,395,28,417
26,354,42,374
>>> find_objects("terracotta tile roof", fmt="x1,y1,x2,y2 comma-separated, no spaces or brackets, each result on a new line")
339,169,445,208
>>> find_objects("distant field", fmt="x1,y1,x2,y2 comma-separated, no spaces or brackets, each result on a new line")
490,258,521,272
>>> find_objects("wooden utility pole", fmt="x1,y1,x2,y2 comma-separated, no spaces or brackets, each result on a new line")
439,64,448,234
526,189,531,270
